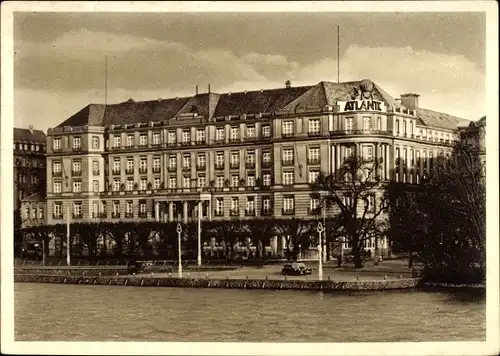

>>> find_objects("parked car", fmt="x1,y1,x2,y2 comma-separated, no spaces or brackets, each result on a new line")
281,262,312,276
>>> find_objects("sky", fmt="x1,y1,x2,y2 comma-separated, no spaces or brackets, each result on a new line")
13,11,486,131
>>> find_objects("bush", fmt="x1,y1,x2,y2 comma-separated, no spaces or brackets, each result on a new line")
422,266,485,284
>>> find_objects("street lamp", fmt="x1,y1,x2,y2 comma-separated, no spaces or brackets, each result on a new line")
197,200,202,267
317,221,324,281
177,223,183,278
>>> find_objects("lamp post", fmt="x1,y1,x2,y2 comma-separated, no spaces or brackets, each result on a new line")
197,200,202,267
66,206,71,266
317,221,324,281
177,223,183,278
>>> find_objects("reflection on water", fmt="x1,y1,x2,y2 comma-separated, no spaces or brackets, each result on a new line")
15,283,485,342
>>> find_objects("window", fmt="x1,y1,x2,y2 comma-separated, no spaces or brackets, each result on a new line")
126,135,134,147
246,125,255,138
262,151,271,163
216,198,224,215
216,175,224,188
113,136,121,148
263,173,271,186
308,147,320,164
182,130,190,143
196,129,205,143
153,132,160,145
24,144,28,151
197,154,206,169
216,127,225,142
366,195,375,213
183,155,191,169
262,125,271,137
246,197,255,213
169,156,177,169
345,146,353,160
93,180,99,192
169,176,177,189
126,179,134,191
53,202,62,218
216,153,224,168
403,121,407,136
38,208,43,219
92,136,99,149
410,121,414,136
72,161,81,174
139,134,147,147
345,117,353,132
363,145,373,161
140,178,147,191
53,161,61,174
230,127,240,141
231,152,239,166
53,138,61,151
282,121,294,136
262,197,271,211
231,175,239,187
139,158,147,173
310,198,320,212
168,131,176,144
73,180,81,193
73,201,82,217
113,201,120,216
410,149,415,167
246,150,255,164
247,175,255,187
126,159,134,173
416,151,421,168
377,116,382,131
395,119,400,135
343,195,353,207
153,157,161,171
308,119,320,134
113,179,121,191
154,177,161,189
91,160,99,175
283,171,294,185
183,176,190,188
139,201,147,214
113,159,120,173
282,148,294,164
308,170,320,183
100,201,107,215
53,181,62,193
126,201,133,215
231,197,239,210
197,175,206,188
283,196,295,213
72,136,81,149
363,116,371,131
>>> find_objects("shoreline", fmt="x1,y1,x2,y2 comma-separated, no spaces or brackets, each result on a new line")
14,274,485,291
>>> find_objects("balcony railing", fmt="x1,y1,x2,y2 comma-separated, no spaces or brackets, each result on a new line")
215,163,224,170
329,129,393,137
245,209,256,216
139,168,148,174
282,181,294,187
230,137,241,143
167,142,177,147
307,158,321,165
261,208,273,216
197,164,206,170
72,170,82,176
180,141,191,146
152,167,161,173
215,139,225,144
282,159,294,166
230,162,240,169
168,166,177,172
182,166,191,171
229,209,239,216
282,132,295,138
308,207,321,215
282,208,295,215
195,140,206,145
125,169,134,174
152,142,162,148
72,146,82,152
307,131,321,137
53,171,62,177
53,148,62,153
261,161,272,169
245,161,255,169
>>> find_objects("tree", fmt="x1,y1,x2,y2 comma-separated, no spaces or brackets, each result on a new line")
310,154,389,268
275,218,313,259
242,218,276,258
206,218,243,259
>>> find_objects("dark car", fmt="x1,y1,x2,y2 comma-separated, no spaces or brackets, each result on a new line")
281,262,312,276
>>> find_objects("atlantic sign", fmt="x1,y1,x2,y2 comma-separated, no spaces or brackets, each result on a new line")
337,99,386,113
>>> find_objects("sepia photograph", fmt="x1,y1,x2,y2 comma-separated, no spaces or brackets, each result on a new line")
1,1,498,355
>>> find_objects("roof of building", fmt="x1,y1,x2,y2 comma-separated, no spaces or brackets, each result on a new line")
14,128,46,143
21,192,45,203
54,79,469,131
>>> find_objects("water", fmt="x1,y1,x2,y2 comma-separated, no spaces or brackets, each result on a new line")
15,283,485,342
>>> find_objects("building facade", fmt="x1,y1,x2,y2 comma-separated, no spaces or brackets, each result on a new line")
14,127,47,228
44,79,469,254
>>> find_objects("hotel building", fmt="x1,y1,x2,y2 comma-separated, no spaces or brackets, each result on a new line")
14,126,47,228
44,79,469,252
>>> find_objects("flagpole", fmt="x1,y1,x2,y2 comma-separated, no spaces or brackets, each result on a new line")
337,25,340,84
66,206,71,266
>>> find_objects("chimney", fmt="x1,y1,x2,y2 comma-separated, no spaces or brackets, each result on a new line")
400,93,420,110
208,84,211,94
196,85,198,95
285,80,291,88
